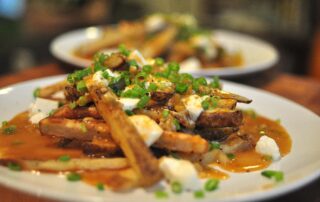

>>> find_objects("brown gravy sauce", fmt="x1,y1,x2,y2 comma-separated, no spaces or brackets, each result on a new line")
0,112,291,187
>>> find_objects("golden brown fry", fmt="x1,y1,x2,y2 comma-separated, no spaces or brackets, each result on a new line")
140,26,177,58
39,117,110,141
20,158,128,171
85,76,163,187
155,131,209,154
38,80,68,98
40,116,209,154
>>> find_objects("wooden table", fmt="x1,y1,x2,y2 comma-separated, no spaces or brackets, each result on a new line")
0,64,319,202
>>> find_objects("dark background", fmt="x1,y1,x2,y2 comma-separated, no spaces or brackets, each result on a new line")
0,0,319,78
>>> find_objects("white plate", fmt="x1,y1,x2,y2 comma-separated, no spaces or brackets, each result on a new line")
50,27,278,77
0,75,319,202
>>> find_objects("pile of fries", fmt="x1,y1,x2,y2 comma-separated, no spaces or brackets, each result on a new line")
14,47,253,191
76,13,243,68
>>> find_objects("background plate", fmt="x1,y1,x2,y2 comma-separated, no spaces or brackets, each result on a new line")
0,75,319,202
50,27,278,77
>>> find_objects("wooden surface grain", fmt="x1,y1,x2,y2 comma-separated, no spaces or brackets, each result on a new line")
0,64,319,202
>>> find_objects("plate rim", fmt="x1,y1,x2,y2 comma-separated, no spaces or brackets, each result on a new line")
50,26,279,77
0,75,319,202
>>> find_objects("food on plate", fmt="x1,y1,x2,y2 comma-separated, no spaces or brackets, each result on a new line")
0,48,291,196
74,13,243,70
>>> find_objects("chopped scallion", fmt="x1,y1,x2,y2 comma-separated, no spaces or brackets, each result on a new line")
155,57,164,66
204,179,219,191
67,172,81,182
175,83,188,94
96,183,105,191
173,119,181,131
7,162,21,171
154,190,169,199
210,142,221,150
171,181,183,194
261,170,284,182
118,44,130,56
226,153,235,160
58,155,71,162
76,80,87,93
162,109,170,118
33,87,40,98
137,95,150,109
193,190,205,199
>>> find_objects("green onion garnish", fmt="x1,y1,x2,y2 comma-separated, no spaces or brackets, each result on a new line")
129,60,139,67
210,76,221,89
69,102,77,109
148,83,158,92
175,83,188,94
226,153,235,160
76,80,87,93
7,162,21,171
142,65,152,73
261,170,284,182
154,190,169,199
168,62,180,72
2,121,8,127
67,172,82,182
58,155,71,162
96,183,105,191
193,190,205,199
171,181,183,194
155,57,164,66
173,119,181,130
137,95,150,109
33,87,40,98
80,123,87,133
118,44,130,56
162,109,170,118
209,142,221,150
3,125,17,135
204,179,219,191
125,110,134,116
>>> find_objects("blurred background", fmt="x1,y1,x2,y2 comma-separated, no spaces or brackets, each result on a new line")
0,0,319,79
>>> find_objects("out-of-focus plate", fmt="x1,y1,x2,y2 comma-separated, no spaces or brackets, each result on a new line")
50,27,278,77
0,75,319,202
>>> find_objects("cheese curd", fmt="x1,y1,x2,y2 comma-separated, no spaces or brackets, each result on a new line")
129,115,163,146
29,98,59,124
179,57,201,71
255,135,281,161
92,69,118,87
145,14,166,33
118,98,140,111
128,50,148,67
182,95,208,122
159,157,201,191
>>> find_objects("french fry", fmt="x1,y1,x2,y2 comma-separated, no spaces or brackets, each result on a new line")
20,158,128,171
38,80,68,98
85,76,163,187
155,131,209,154
140,26,177,58
40,117,209,154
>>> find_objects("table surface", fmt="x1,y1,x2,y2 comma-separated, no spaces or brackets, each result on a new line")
0,64,319,202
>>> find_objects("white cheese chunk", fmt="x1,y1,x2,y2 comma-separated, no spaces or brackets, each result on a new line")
255,135,281,161
51,91,65,99
129,115,163,146
92,69,118,87
180,57,201,71
28,98,59,124
29,113,47,124
118,98,140,111
182,95,208,122
128,50,148,67
159,157,201,191
145,14,166,33
92,71,109,86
